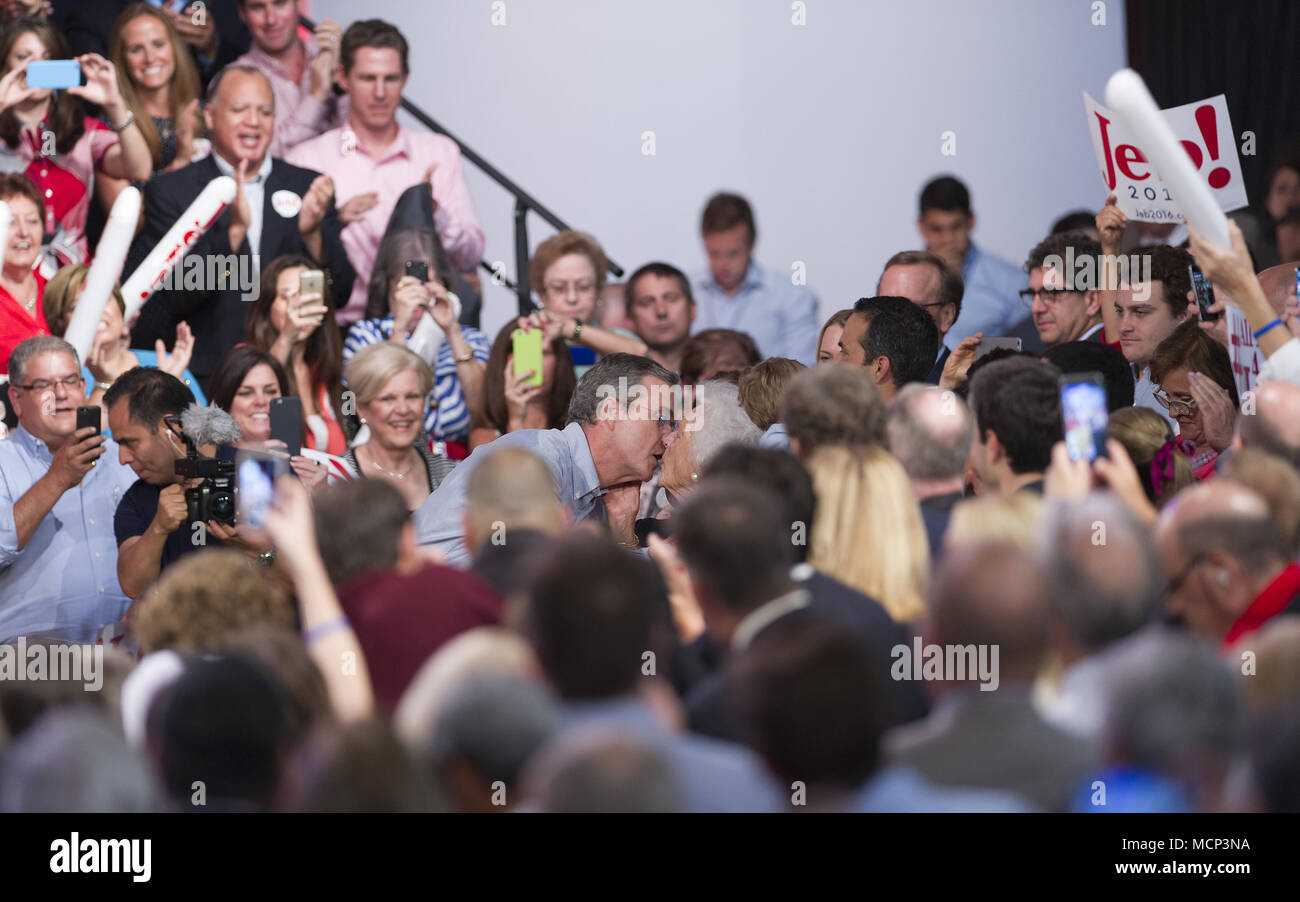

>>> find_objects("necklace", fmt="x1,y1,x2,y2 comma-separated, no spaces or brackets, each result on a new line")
364,446,415,480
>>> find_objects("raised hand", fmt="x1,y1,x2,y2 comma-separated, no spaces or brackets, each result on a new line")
309,19,343,100
1187,371,1237,453
0,61,36,112
503,353,543,426
1096,193,1127,255
338,192,379,226
299,174,333,237
47,426,105,492
67,54,124,110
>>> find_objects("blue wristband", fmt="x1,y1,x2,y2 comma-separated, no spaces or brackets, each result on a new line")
303,615,350,644
1253,318,1284,341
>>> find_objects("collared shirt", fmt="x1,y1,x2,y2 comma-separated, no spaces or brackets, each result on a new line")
1078,321,1105,341
211,151,273,256
287,124,485,324
0,426,138,642
758,422,789,450
1223,562,1300,648
1132,365,1178,430
413,421,605,567
691,261,820,366
730,587,811,651
233,40,346,160
342,318,490,444
944,243,1028,351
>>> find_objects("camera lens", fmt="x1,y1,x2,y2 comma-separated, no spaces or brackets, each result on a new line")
210,490,236,522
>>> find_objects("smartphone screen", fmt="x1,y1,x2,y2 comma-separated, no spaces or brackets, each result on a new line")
236,454,281,530
269,396,303,456
512,328,544,387
404,260,430,283
26,60,81,90
1189,263,1218,321
76,405,101,435
1060,373,1110,463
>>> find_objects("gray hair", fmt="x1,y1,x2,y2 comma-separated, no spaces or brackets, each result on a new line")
688,380,762,470
204,64,272,107
566,353,678,426
524,728,683,813
428,675,559,789
1101,628,1246,778
8,336,79,387
886,383,973,481
1038,493,1163,652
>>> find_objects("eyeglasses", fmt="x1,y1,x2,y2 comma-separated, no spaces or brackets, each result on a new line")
544,282,597,299
656,416,678,433
14,374,85,393
1018,287,1077,308
1153,388,1197,417
1165,552,1207,596
915,300,955,313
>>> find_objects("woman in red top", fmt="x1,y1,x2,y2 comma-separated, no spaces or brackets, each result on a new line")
0,172,49,375
0,17,151,271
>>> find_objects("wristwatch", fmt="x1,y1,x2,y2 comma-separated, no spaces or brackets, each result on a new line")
571,317,585,341
257,547,277,568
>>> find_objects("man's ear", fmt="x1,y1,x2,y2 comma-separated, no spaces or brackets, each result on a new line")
871,355,892,387
983,428,1003,464
938,303,958,335
1084,289,1102,317
202,100,216,134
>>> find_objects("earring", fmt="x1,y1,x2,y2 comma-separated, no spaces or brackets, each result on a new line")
360,417,367,424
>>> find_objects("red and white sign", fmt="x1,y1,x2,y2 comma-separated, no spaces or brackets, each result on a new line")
1225,305,1262,398
1084,92,1247,223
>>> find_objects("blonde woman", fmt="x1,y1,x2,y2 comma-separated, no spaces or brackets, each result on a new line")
807,444,929,623
945,493,1045,553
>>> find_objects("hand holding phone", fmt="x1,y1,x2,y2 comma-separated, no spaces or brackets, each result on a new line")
1060,372,1110,463
404,260,430,283
26,60,81,91
1189,263,1220,322
236,451,287,531
974,336,1023,360
512,328,544,387
269,396,303,456
76,405,102,435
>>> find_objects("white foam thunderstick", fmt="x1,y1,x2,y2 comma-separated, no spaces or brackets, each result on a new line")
0,199,10,269
1105,68,1231,249
64,186,141,361
121,175,238,321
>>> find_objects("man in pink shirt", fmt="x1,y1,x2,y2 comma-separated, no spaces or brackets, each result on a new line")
287,19,485,327
233,0,346,159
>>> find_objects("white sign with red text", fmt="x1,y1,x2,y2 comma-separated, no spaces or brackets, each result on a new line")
1084,92,1247,223
1225,305,1262,398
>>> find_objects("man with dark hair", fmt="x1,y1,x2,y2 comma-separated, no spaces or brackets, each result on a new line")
106,368,230,599
779,365,887,459
877,250,964,383
966,357,1063,495
1022,231,1105,345
886,383,974,558
0,338,140,642
527,532,777,812
128,64,354,388
624,262,696,372
1155,480,1300,647
1040,341,1135,411
885,543,1095,811
288,19,484,326
1050,210,1101,240
837,296,940,402
916,175,1026,350
414,354,679,565
1112,244,1195,427
691,191,819,365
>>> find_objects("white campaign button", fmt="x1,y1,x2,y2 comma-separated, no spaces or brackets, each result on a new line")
272,189,303,218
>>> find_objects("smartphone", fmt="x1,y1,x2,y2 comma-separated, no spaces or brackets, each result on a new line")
973,336,1023,360
236,451,287,530
26,60,81,90
269,396,303,456
76,405,101,435
404,260,430,283
1189,263,1219,322
297,269,325,325
1060,372,1110,463
512,328,544,387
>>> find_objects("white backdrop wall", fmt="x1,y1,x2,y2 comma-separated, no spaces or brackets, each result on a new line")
311,0,1128,345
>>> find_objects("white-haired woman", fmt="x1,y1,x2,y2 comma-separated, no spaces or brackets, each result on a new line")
658,380,761,505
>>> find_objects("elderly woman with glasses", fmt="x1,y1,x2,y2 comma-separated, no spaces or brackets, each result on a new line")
1149,319,1239,479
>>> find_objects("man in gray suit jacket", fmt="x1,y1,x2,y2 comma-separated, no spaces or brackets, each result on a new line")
885,543,1096,811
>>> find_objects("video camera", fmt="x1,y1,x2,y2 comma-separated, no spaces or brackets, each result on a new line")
169,405,239,526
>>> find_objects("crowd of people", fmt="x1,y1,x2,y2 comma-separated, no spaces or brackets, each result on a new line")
1,1,1300,814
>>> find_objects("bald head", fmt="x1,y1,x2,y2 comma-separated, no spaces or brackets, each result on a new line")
886,383,974,482
463,448,564,554
1238,381,1300,469
928,542,1048,682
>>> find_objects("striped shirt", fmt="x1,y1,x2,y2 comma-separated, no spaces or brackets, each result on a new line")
342,320,490,445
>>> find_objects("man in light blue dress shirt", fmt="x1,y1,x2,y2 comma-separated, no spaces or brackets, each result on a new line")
917,176,1028,351
414,354,679,566
0,338,138,642
691,193,819,366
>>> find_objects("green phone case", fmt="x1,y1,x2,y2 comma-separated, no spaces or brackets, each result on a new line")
512,328,544,387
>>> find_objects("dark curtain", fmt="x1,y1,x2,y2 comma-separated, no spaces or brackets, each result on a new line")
1127,0,1300,209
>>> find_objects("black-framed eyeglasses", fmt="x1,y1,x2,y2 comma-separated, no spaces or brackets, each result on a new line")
1018,287,1077,308
1153,388,1197,417
14,374,85,393
1165,552,1207,596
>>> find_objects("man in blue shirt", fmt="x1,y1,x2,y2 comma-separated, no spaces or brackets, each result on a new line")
691,192,820,366
0,337,138,642
414,354,679,567
917,176,1029,351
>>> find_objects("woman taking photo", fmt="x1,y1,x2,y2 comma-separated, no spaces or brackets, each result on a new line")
468,321,576,450
208,345,329,492
343,226,488,457
0,16,151,269
344,342,455,510
246,253,349,456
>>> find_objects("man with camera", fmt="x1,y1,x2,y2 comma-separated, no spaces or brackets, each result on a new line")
0,338,140,642
106,368,262,600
